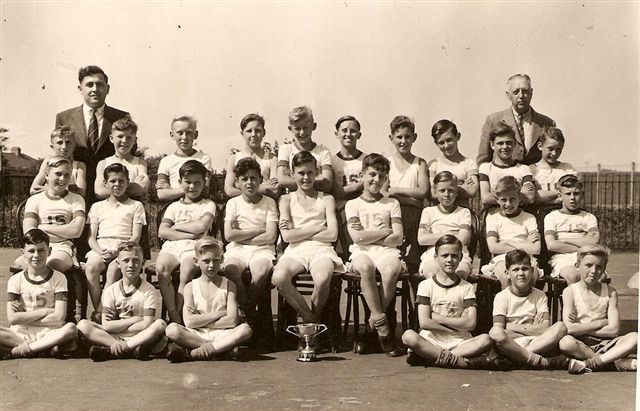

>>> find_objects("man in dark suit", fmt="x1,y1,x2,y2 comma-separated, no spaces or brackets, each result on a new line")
55,65,129,205
477,74,555,165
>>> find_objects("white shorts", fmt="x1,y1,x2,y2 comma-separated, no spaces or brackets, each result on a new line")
419,247,472,276
9,325,55,343
223,243,275,267
186,327,234,342
349,244,401,272
281,241,345,272
85,238,126,261
418,329,472,351
549,253,577,278
160,239,196,262
514,335,537,348
481,254,540,277
49,241,78,267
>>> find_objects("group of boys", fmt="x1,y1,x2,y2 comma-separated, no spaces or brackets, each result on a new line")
0,67,636,374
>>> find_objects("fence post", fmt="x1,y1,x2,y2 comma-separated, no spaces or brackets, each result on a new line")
631,162,636,209
596,163,601,209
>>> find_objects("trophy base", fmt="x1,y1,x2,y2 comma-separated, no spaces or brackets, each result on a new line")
297,352,318,362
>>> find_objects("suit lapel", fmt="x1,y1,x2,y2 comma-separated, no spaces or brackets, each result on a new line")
96,106,113,152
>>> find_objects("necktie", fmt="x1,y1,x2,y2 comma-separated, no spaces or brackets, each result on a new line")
88,109,99,153
517,113,529,149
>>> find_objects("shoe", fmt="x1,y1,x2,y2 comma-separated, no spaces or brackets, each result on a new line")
89,346,113,362
133,344,152,361
167,345,188,363
50,345,73,359
406,351,428,366
378,334,406,358
545,354,570,370
356,328,382,355
614,358,637,372
465,355,495,370
90,311,102,324
226,346,249,362
568,359,592,374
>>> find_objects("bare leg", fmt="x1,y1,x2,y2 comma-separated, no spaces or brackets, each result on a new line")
248,257,273,309
272,257,311,322
494,261,509,289
222,258,249,307
85,255,106,311
308,258,334,322
559,266,580,284
451,334,494,357
166,323,207,349
177,256,198,316
23,323,77,353
559,335,594,360
47,250,73,273
377,256,401,311
104,260,121,288
402,329,441,361
155,253,180,321
526,322,568,355
419,260,439,279
598,332,638,365
352,255,383,316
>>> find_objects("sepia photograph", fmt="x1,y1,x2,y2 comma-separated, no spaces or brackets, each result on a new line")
0,1,638,410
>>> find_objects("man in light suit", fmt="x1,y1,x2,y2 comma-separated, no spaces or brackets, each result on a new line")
55,65,129,205
477,74,555,165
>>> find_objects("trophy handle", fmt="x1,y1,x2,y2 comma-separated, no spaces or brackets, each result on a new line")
316,324,327,335
286,325,300,337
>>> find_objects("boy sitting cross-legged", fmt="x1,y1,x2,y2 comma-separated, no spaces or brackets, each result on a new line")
544,174,599,284
402,235,493,368
165,237,253,362
489,249,569,370
77,241,166,362
1,229,78,359
559,244,637,374
346,153,404,356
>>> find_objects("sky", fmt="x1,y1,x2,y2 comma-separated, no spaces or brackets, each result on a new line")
1,1,638,172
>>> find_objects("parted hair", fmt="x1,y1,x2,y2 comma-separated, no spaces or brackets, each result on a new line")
505,249,531,268
291,150,317,170
335,115,361,131
431,119,458,142
179,159,208,180
50,126,75,142
434,234,463,254
112,116,138,134
194,236,223,257
538,126,565,145
233,157,262,180
288,106,314,123
362,153,390,174
103,163,130,181
577,244,610,264
117,241,143,258
23,229,50,247
557,174,582,190
78,65,108,84
240,113,265,130
433,170,458,186
494,175,521,194
489,121,516,142
390,115,415,134
172,114,197,129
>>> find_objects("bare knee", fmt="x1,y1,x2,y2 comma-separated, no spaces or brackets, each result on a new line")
489,326,507,345
271,268,292,290
402,329,420,347
549,321,568,339
77,319,92,334
62,323,78,339
238,323,253,341
559,335,579,353
165,323,181,340
622,332,638,345
152,319,167,332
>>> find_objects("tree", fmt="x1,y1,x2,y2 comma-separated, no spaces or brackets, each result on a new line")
0,127,8,151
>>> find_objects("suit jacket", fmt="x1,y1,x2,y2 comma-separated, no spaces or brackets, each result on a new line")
55,105,129,204
476,107,555,166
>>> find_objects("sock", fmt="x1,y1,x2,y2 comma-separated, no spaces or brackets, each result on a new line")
370,313,390,337
584,355,605,371
435,350,467,368
526,352,548,369
11,342,34,358
190,343,216,360
110,341,133,357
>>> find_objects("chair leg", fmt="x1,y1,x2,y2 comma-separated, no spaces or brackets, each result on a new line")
353,282,361,353
342,280,353,342
400,280,409,332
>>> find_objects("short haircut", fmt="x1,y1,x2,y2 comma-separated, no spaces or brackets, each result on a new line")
557,174,582,190
194,236,223,257
112,116,138,134
577,244,610,264
335,115,361,131
431,119,458,142
171,114,197,129
288,106,314,123
50,126,75,142
45,156,72,171
291,150,317,170
233,157,262,179
23,229,50,247
179,159,208,180
103,163,130,181
362,153,390,174
390,115,415,134
433,170,458,186
78,65,108,84
489,121,516,142
505,249,531,268
494,175,521,195
434,234,462,254
507,73,532,85
240,113,265,130
538,126,565,145
117,241,143,258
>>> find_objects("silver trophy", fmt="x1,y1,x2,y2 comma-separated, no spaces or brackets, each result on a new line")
286,323,327,362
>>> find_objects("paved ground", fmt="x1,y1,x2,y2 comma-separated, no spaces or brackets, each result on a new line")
0,248,637,410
